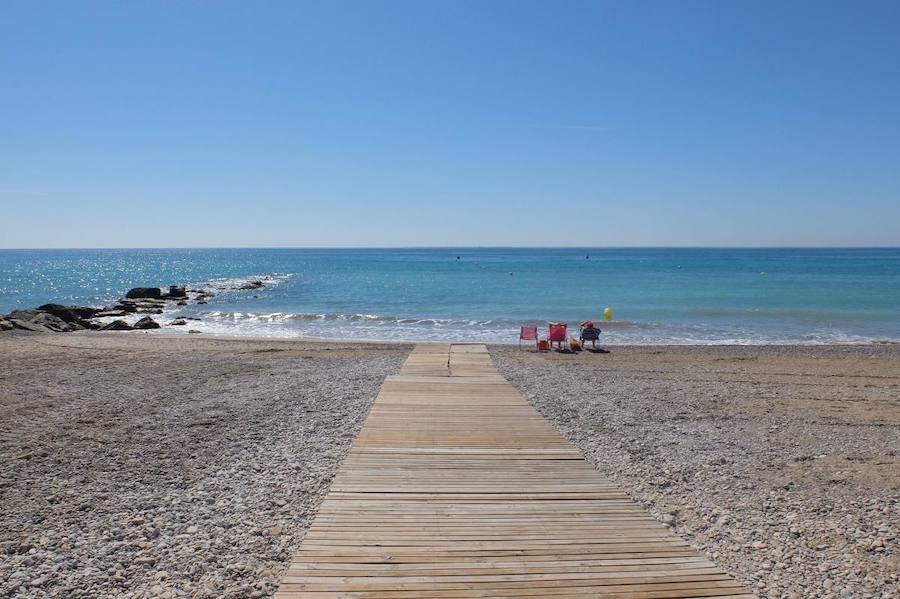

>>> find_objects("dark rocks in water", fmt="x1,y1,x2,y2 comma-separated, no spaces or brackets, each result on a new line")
99,320,134,331
133,316,160,330
169,316,201,327
125,287,162,299
123,298,165,307
3,278,248,335
95,310,127,318
35,303,65,312
36,304,100,322
188,329,202,334
116,299,165,311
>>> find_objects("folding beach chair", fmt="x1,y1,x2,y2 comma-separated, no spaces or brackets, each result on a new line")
580,325,601,348
548,322,568,350
519,325,538,349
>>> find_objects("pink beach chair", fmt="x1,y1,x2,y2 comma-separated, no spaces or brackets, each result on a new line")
519,325,538,349
548,323,568,350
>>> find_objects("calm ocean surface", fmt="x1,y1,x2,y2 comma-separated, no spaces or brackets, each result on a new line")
1,248,898,344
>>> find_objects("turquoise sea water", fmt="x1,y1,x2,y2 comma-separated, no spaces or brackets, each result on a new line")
1,248,898,344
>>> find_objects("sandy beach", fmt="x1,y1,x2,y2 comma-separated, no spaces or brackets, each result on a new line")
1,333,898,599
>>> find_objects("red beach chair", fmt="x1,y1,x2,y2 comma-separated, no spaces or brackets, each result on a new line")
548,323,568,350
519,325,538,349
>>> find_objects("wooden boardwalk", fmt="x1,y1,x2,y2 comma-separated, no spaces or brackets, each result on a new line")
274,344,755,599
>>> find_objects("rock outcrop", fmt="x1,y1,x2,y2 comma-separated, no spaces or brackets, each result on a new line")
133,316,161,330
5,310,72,332
36,304,101,322
99,320,134,331
2,276,271,334
125,287,162,299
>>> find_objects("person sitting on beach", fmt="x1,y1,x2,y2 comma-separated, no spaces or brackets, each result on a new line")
580,320,601,348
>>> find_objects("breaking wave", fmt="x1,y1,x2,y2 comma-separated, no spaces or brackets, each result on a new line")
157,308,879,345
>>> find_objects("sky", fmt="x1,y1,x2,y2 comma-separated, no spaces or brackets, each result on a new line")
1,0,899,248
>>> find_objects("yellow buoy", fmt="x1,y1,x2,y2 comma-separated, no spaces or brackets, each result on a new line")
603,307,613,321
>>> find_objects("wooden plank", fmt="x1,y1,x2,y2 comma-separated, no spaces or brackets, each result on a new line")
272,344,756,599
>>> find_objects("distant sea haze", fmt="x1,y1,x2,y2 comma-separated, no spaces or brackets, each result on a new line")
1,248,898,344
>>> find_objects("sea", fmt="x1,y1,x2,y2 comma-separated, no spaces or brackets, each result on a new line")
1,248,898,344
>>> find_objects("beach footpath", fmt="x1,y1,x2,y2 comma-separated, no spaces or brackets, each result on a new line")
273,344,756,599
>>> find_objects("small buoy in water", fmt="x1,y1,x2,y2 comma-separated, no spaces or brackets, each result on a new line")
760,271,767,277
508,271,514,276
456,256,460,260
603,307,613,321
586,255,590,260
677,265,683,270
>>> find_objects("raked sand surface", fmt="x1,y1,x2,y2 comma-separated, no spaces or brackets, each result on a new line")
1,333,898,599
491,344,900,599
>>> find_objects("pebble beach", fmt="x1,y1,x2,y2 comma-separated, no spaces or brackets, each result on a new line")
1,334,898,599
491,344,900,599
0,333,408,598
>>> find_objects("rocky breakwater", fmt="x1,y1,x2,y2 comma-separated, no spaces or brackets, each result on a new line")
93,285,211,331
0,279,269,334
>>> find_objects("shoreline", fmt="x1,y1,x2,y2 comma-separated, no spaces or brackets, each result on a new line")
7,327,899,349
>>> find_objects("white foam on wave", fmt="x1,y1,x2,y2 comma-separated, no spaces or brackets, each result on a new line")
147,308,890,345
193,273,292,294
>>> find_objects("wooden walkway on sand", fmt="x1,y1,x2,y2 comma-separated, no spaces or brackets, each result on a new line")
274,344,756,599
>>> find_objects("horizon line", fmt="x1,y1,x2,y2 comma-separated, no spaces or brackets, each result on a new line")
1,244,899,251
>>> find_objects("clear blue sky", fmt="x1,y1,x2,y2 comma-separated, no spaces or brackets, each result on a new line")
2,1,899,248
